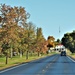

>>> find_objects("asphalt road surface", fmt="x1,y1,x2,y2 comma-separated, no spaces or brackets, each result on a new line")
0,54,75,75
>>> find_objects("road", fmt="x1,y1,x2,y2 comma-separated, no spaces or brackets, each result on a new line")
0,54,75,75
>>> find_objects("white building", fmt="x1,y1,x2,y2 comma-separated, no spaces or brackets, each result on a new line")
55,44,66,52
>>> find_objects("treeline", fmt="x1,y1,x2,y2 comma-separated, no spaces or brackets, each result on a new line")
62,30,75,53
0,4,48,61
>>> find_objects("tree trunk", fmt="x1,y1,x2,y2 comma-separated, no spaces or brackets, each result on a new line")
26,51,28,59
6,53,8,64
10,47,13,58
20,50,22,58
38,51,40,57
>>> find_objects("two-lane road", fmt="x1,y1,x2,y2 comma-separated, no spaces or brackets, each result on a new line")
0,54,75,75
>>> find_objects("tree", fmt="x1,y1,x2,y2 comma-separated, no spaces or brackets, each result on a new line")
61,32,75,53
36,27,46,56
57,39,61,43
47,36,55,49
25,22,36,59
0,4,27,64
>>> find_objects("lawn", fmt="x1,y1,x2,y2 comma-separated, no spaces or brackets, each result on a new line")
0,53,55,70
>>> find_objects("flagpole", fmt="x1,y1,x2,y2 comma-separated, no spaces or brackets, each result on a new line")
59,26,61,44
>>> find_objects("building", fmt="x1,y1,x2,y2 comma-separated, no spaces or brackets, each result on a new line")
55,44,66,52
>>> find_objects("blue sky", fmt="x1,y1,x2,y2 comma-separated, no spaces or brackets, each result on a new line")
0,0,75,40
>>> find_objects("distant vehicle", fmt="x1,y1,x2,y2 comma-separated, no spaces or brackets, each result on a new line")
61,51,66,56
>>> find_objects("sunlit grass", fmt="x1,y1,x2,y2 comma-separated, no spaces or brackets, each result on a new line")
0,52,55,70
67,49,75,59
69,53,75,59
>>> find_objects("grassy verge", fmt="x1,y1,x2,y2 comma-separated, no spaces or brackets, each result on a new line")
0,52,55,70
68,53,75,59
67,49,75,59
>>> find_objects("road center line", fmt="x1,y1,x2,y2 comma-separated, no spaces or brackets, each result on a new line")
67,56,75,62
0,63,28,73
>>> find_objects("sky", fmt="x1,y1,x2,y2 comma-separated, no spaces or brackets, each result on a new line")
0,0,75,40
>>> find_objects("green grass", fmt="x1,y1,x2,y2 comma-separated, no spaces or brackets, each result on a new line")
0,52,56,70
67,51,75,59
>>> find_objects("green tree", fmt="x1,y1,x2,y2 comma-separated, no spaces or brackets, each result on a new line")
62,32,75,53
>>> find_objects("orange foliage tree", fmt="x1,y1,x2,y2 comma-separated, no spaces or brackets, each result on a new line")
47,36,55,49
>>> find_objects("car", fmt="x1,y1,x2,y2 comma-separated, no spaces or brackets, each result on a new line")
61,51,66,56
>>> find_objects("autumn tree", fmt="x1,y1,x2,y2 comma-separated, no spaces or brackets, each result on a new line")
22,22,36,59
47,36,55,50
0,4,48,64
0,4,27,64
35,27,46,56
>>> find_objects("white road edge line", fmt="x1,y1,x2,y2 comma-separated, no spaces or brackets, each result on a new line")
0,63,28,73
67,56,75,62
